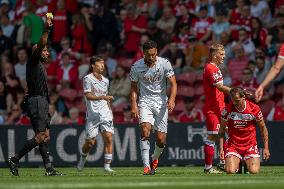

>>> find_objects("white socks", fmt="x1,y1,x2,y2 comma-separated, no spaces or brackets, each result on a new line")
140,139,150,167
104,154,112,170
152,143,164,160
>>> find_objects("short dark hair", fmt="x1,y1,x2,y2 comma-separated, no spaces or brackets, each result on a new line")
142,40,157,51
230,87,246,98
90,55,104,65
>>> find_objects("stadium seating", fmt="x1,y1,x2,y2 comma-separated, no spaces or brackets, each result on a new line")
176,85,195,100
176,72,196,85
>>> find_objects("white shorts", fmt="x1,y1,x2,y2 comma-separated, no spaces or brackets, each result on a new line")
85,118,114,139
139,104,168,133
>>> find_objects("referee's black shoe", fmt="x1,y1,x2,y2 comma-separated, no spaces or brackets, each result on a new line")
7,157,19,176
45,167,64,176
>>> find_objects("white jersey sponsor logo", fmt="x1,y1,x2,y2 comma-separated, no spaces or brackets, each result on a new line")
228,112,255,121
129,57,174,106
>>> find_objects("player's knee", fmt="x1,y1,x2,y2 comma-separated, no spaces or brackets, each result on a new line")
226,167,237,174
35,132,46,143
248,167,259,174
44,135,50,142
87,139,96,147
156,139,166,148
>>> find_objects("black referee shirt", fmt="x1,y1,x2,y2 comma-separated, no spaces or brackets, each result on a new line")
26,50,49,100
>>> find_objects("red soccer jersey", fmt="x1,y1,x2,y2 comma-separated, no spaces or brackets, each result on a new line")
52,10,68,43
278,43,284,59
203,63,225,114
221,100,263,148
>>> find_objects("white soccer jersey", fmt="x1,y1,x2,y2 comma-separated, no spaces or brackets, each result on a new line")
130,57,174,106
83,73,113,121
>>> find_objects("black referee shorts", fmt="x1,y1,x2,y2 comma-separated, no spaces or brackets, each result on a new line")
27,96,51,132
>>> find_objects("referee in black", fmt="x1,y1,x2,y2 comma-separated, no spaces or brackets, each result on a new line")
7,14,62,176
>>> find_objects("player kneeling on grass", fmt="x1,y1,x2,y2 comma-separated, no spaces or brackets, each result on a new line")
77,56,115,173
219,87,270,174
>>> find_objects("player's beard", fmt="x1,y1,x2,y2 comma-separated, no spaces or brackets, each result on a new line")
40,56,48,63
145,58,155,66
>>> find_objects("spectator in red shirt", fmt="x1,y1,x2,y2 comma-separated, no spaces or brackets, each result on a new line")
174,3,197,33
52,0,71,51
192,6,214,43
229,0,246,23
230,5,253,41
267,97,284,121
172,23,190,50
178,97,205,123
250,17,268,49
71,14,92,56
56,52,78,89
123,5,147,58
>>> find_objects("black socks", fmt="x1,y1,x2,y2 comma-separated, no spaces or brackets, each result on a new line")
39,142,52,169
16,138,38,162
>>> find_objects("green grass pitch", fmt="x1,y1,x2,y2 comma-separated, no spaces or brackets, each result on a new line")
0,166,284,189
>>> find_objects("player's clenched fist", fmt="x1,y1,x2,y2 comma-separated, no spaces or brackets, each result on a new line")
255,86,264,102
263,148,270,160
45,13,53,27
103,95,114,101
167,99,175,112
131,106,139,119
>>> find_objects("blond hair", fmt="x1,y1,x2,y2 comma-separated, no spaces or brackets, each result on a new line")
209,43,225,56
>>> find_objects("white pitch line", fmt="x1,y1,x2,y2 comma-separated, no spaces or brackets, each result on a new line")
1,179,284,189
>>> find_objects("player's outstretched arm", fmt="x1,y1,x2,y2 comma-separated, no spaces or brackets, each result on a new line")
36,14,53,53
168,75,177,112
215,83,231,94
255,58,284,102
257,119,270,160
218,119,227,160
130,81,139,119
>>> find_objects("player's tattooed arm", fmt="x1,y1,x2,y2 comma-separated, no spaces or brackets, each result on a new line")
218,119,227,160
130,81,139,118
84,92,114,101
257,119,270,160
168,75,177,112
215,83,231,94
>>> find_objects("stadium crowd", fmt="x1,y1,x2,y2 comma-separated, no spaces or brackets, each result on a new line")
0,0,284,126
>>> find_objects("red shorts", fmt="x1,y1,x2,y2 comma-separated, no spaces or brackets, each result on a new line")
205,112,220,135
225,144,260,160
